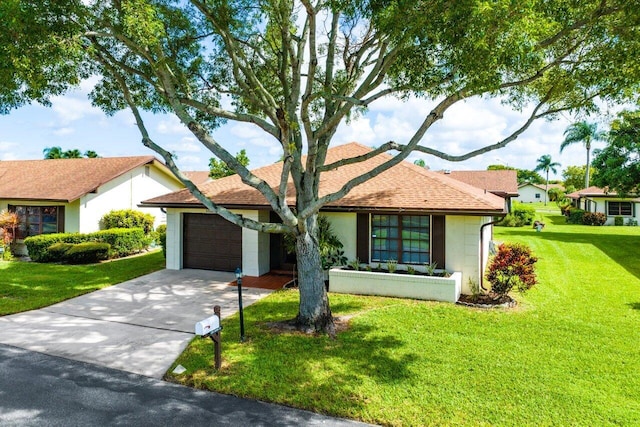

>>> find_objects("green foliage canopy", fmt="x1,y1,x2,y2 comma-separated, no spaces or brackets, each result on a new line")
209,149,250,179
592,110,640,196
562,165,594,191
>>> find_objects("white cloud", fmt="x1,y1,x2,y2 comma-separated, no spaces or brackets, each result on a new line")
156,115,190,135
0,141,19,160
53,127,75,136
166,137,202,153
50,95,103,124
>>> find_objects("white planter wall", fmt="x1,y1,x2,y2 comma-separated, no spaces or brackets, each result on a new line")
329,269,461,303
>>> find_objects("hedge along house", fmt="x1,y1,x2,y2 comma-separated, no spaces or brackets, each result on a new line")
567,186,640,225
142,143,508,295
0,156,184,254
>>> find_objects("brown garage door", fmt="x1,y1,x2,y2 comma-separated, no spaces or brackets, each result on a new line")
183,213,242,271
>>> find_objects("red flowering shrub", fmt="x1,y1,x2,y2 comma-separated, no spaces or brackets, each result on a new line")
0,210,18,246
582,212,606,226
486,242,538,297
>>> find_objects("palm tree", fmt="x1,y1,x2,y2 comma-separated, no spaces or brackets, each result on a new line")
534,154,561,206
43,146,64,159
560,121,605,189
62,149,83,158
84,150,100,158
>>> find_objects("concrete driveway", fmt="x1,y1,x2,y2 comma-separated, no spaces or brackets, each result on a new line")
0,269,273,378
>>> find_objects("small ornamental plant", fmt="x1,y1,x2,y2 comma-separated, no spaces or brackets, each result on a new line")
486,242,538,297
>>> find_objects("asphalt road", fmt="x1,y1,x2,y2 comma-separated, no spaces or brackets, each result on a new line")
0,344,371,427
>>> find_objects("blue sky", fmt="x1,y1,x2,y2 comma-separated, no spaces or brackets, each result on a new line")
0,78,612,180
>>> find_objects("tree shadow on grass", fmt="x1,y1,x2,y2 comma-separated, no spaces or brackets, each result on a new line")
189,297,418,419
627,302,640,311
503,230,640,281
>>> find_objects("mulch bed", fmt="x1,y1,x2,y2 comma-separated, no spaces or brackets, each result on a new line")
457,293,517,308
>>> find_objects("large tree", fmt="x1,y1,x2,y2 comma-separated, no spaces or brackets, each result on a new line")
562,165,594,191
3,1,640,333
534,155,561,206
592,110,640,196
209,149,250,179
560,121,606,189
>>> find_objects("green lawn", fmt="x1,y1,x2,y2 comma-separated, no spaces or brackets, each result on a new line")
0,250,165,315
168,213,640,426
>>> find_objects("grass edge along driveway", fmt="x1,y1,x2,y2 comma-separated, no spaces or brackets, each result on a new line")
168,213,640,426
0,250,165,315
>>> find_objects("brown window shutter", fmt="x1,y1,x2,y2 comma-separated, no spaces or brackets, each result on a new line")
431,215,445,267
356,213,370,263
58,206,65,233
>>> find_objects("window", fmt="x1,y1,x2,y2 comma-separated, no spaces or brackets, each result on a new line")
535,193,541,199
9,206,63,239
607,201,633,216
371,214,430,264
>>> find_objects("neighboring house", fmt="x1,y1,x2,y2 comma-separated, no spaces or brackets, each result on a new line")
142,143,508,294
516,183,564,203
0,156,184,251
567,186,640,225
183,171,212,185
439,170,519,211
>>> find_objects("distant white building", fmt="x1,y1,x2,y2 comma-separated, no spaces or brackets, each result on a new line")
516,183,564,203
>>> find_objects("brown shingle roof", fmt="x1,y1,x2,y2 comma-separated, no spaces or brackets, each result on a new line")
143,142,506,214
0,156,161,202
567,186,640,200
439,170,518,197
183,171,211,185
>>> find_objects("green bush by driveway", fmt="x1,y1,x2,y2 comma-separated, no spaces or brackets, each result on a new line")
168,213,640,426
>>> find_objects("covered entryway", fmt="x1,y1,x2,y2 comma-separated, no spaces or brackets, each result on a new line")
183,213,242,271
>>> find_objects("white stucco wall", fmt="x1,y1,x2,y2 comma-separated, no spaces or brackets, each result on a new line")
239,209,271,277
320,212,357,262
581,198,640,225
445,215,493,294
515,185,545,203
78,164,182,233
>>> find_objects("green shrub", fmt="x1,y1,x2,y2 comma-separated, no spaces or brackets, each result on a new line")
100,210,155,234
24,233,85,262
582,212,607,226
25,228,149,262
566,208,585,224
614,216,624,226
156,224,167,258
65,242,110,264
47,242,75,261
486,242,538,297
557,200,572,215
90,228,149,258
511,202,535,226
497,203,535,227
496,213,520,227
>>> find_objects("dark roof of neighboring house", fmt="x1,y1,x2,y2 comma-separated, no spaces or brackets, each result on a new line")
566,186,640,201
439,170,519,197
0,156,175,203
143,142,507,214
183,171,211,185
